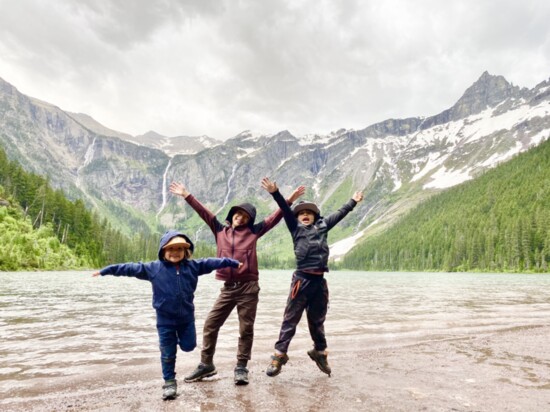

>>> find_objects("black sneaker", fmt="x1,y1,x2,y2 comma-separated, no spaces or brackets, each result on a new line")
184,363,217,382
162,380,177,400
307,349,331,376
234,366,249,385
266,353,289,377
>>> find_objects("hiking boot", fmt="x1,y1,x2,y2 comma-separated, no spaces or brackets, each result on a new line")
162,380,177,400
307,349,331,376
184,362,217,382
266,353,289,377
234,365,249,385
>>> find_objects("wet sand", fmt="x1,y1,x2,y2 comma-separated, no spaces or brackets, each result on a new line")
2,325,549,411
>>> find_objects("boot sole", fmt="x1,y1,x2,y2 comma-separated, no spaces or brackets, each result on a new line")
184,370,217,382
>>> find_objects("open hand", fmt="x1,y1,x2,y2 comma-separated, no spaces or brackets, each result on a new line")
289,185,306,203
169,182,190,198
261,177,278,193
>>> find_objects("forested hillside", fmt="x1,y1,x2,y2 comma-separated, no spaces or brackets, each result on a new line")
0,195,88,270
342,138,550,273
0,146,159,270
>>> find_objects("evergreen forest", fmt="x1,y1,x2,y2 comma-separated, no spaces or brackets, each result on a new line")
342,138,550,272
0,146,160,270
2,135,549,273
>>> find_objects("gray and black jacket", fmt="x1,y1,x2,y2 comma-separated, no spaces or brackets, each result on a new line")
270,190,357,273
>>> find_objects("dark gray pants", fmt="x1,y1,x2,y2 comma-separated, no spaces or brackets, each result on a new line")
274,272,329,354
200,280,260,364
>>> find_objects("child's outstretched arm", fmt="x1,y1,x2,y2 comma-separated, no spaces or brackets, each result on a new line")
261,177,299,232
324,190,364,230
169,181,223,233
195,257,242,276
254,179,305,236
91,263,150,280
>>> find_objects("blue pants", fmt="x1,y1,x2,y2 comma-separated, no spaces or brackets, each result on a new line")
157,323,196,381
274,272,329,354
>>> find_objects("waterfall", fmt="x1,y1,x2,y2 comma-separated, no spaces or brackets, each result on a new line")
156,158,173,217
215,164,238,215
77,137,97,178
75,137,99,208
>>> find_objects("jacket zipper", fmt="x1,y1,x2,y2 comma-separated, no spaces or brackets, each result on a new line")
175,263,183,318
230,229,235,281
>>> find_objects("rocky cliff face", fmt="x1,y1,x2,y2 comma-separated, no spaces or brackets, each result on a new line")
1,72,549,253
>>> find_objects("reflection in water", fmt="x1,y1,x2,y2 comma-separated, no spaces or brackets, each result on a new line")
1,270,550,387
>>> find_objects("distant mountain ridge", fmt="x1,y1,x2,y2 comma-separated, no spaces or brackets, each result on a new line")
0,72,549,259
67,113,221,156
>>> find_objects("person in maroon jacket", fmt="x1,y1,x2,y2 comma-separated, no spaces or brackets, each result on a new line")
169,181,304,385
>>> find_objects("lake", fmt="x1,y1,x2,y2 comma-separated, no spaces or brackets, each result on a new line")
1,270,550,406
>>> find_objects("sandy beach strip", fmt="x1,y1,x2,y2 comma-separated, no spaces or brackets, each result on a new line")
1,325,549,411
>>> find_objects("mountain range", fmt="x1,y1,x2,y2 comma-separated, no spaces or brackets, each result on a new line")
0,71,549,259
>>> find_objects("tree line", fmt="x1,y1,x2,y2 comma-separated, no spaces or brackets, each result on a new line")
3,135,549,273
342,137,550,272
0,145,261,271
0,146,159,270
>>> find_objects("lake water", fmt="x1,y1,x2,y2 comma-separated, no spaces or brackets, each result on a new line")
1,270,550,398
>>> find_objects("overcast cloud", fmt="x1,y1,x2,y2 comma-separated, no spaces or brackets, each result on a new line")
0,0,549,140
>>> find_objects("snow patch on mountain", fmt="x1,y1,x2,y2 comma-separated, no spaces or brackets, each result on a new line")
330,228,366,261
411,153,448,183
424,167,471,189
237,147,258,158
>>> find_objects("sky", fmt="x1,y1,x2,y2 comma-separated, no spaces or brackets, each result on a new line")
0,0,549,141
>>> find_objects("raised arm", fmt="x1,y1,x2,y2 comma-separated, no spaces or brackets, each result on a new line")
169,182,224,233
261,177,299,232
324,190,364,230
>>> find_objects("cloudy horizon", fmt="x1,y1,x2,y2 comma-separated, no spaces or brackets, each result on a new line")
0,0,549,140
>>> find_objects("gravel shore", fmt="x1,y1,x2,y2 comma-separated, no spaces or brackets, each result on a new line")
2,325,549,411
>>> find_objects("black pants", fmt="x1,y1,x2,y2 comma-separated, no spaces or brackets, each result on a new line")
274,272,329,354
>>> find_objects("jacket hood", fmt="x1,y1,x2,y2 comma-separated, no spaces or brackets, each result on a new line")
225,203,257,227
158,230,195,260
292,201,320,218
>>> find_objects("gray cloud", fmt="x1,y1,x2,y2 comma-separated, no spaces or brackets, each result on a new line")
0,0,549,140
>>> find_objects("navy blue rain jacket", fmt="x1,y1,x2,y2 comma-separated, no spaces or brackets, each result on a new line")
99,230,239,326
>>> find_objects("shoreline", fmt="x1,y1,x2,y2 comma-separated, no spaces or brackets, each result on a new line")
2,325,549,411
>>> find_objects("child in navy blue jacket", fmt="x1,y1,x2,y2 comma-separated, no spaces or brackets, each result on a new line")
92,230,240,400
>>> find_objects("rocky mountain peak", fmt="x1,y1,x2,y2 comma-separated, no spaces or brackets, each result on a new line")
419,71,526,130
452,71,522,116
1,72,548,254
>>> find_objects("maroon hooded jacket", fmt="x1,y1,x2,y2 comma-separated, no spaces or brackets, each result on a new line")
184,195,284,282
